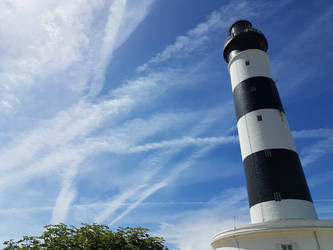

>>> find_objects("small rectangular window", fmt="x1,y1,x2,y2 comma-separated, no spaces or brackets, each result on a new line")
245,60,250,66
274,192,282,201
264,150,272,158
257,115,262,121
281,244,293,250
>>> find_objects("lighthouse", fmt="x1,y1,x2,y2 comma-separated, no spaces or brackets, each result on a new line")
211,20,333,250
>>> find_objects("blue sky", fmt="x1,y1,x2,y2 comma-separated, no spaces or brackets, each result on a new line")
0,0,333,249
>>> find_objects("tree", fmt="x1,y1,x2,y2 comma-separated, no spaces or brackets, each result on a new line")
3,223,169,250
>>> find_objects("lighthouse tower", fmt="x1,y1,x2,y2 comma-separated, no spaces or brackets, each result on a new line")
211,20,333,250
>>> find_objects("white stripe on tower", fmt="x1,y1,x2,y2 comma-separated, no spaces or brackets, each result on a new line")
237,108,296,161
223,20,317,224
229,49,273,91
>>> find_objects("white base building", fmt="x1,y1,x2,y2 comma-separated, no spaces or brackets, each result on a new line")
211,220,333,250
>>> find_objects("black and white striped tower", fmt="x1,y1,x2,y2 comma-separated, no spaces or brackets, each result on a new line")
211,20,333,250
223,20,317,223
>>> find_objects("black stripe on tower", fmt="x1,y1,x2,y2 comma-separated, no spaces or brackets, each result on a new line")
233,77,284,121
243,149,313,207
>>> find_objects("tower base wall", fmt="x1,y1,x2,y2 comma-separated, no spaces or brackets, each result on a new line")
250,199,317,223
211,220,333,250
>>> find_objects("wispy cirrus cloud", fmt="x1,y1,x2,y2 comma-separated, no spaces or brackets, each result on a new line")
0,0,99,112
270,4,333,94
294,128,333,167
51,165,78,223
91,103,234,225
88,0,155,96
127,135,238,153
106,145,217,226
157,187,248,250
137,0,290,73
137,1,244,72
300,137,333,167
293,128,333,139
0,0,157,231
88,127,333,228
292,128,333,167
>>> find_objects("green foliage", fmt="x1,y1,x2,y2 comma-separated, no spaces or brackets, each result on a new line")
3,223,169,250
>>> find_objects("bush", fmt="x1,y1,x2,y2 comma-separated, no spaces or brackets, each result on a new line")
3,223,169,250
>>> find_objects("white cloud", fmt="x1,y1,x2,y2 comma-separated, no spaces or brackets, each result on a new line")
271,4,333,93
90,101,235,224
88,0,127,97
104,145,214,226
0,0,155,114
309,170,333,188
0,0,106,101
136,6,225,72
0,106,226,223
300,136,333,167
51,166,78,223
293,128,333,139
136,0,288,72
114,0,155,49
95,187,142,223
0,97,132,175
109,181,167,225
0,96,133,222
0,0,159,224
88,0,155,96
93,133,223,224
0,0,158,221
158,187,249,250
128,136,238,153
292,128,333,166
292,128,333,167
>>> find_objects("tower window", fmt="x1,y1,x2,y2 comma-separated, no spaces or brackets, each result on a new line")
245,60,250,66
264,150,272,158
281,244,293,250
274,192,282,201
257,115,262,121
